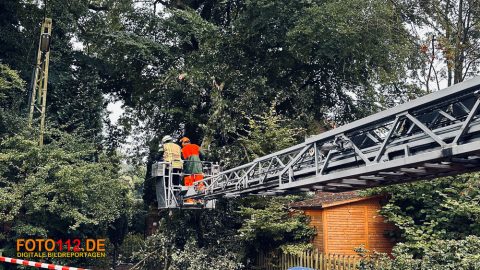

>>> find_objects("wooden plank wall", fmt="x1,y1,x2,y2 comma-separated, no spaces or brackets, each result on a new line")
325,202,368,254
366,200,396,253
303,209,324,252
304,197,396,255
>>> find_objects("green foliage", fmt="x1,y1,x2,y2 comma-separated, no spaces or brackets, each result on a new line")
168,237,243,270
355,245,390,270
357,236,480,270
238,105,305,160
393,236,480,270
83,0,421,165
132,201,244,270
237,195,315,252
213,104,305,168
133,195,314,269
367,173,480,256
118,233,145,263
0,131,130,240
0,64,25,138
287,0,420,113
0,0,108,139
0,64,24,102
362,173,480,270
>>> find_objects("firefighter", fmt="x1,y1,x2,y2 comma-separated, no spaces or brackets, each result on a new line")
160,135,183,185
179,137,205,190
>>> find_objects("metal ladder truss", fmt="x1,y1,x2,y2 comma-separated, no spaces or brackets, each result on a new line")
189,77,480,200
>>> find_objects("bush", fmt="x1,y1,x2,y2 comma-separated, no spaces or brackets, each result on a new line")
365,173,480,257
119,233,145,263
131,232,244,270
357,236,480,270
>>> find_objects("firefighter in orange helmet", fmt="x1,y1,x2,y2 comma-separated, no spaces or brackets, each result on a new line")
180,137,205,190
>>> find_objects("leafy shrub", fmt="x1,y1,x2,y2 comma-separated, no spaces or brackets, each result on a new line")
364,172,480,257
132,232,243,270
119,233,145,263
237,195,316,252
357,236,480,270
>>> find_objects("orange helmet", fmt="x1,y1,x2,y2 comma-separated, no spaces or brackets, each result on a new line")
180,137,190,145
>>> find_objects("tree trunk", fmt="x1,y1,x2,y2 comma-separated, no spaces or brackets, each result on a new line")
112,244,118,269
445,0,453,86
454,0,465,83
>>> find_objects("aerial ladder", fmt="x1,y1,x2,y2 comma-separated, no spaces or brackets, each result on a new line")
28,17,52,146
152,76,480,209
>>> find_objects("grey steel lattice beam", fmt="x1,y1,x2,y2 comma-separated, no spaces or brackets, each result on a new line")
185,77,480,201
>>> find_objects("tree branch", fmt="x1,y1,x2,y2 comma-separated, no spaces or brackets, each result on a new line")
87,4,109,11
462,56,480,81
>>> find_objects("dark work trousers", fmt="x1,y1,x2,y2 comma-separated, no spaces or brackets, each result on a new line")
172,168,181,186
164,168,182,188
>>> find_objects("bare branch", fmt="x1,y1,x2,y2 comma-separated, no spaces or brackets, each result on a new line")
87,4,109,11
462,56,480,81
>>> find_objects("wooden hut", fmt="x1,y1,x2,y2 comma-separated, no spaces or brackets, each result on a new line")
291,192,396,255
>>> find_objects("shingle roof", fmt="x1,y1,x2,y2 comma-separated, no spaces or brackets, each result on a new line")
290,191,366,209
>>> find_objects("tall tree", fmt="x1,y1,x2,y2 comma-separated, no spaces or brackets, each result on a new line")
84,0,419,158
0,64,25,137
0,0,112,140
0,132,132,254
396,0,480,88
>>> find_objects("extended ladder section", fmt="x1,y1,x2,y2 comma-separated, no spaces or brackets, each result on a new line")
28,18,52,146
188,77,480,200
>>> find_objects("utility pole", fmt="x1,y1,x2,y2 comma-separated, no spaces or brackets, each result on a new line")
28,18,52,146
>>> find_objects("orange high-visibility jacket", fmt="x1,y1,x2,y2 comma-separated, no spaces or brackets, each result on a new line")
182,144,203,174
182,144,201,159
